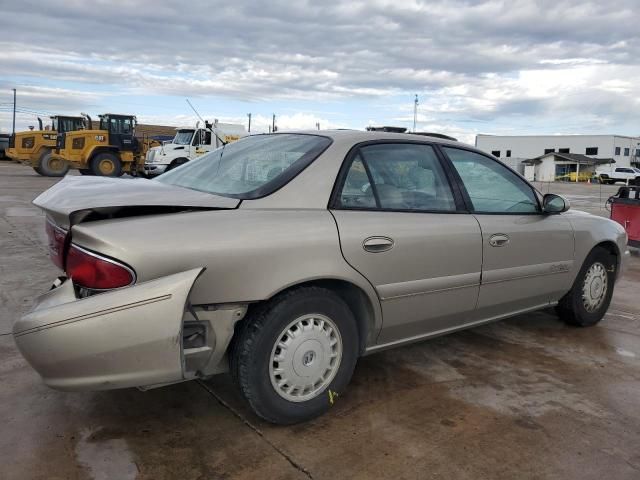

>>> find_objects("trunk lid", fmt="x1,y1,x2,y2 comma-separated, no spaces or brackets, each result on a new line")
34,175,240,227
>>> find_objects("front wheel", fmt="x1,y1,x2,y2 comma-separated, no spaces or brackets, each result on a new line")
91,152,122,177
230,287,359,424
556,247,616,327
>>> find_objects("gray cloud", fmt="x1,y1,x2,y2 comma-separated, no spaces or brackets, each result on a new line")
1,0,640,134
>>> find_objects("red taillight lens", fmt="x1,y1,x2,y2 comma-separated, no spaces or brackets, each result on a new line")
45,219,68,269
66,244,135,290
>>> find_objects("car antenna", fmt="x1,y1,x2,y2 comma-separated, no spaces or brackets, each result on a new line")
185,99,227,146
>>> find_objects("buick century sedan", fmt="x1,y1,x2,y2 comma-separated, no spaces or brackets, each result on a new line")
14,130,629,424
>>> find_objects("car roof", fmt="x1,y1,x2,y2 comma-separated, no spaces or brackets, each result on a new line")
274,129,467,148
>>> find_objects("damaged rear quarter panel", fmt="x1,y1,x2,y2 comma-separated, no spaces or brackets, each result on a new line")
69,208,382,338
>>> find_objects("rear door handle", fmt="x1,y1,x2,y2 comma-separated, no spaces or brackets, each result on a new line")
489,234,510,247
363,236,394,253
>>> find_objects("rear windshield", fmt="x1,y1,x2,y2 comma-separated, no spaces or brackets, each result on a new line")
156,134,332,199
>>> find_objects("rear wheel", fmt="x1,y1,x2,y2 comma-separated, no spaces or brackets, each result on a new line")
38,150,69,177
79,169,93,175
230,287,359,424
91,152,122,177
556,247,616,327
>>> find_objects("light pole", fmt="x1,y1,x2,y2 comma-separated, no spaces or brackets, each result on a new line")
247,113,252,133
12,88,17,135
413,94,419,132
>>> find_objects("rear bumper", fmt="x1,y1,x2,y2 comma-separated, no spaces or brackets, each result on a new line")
12,268,229,391
5,148,30,162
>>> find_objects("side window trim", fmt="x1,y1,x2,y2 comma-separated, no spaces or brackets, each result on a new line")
328,140,467,213
439,145,543,215
358,151,382,208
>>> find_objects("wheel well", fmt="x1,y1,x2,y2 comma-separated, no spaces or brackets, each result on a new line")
249,279,376,355
593,240,620,271
169,157,189,167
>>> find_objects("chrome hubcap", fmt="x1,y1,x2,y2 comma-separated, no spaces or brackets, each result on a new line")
582,262,608,312
269,314,342,402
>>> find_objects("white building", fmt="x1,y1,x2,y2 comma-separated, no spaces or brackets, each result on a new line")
476,134,640,169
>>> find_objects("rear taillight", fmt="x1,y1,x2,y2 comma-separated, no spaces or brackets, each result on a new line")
66,244,135,290
45,219,68,269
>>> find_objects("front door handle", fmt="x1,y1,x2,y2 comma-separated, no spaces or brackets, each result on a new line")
489,233,510,247
363,236,394,253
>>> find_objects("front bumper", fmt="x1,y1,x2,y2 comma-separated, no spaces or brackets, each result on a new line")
13,269,218,391
142,163,169,176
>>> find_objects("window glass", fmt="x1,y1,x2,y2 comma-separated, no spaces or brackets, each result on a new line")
338,143,456,211
491,150,500,157
624,148,630,156
157,134,331,199
338,157,376,209
615,147,621,155
444,147,539,213
585,147,598,155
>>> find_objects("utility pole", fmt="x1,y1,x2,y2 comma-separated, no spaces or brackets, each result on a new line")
272,114,276,133
413,94,419,132
247,113,252,133
12,88,17,135
316,122,320,130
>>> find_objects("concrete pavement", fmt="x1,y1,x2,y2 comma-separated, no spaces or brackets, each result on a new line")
1,162,639,479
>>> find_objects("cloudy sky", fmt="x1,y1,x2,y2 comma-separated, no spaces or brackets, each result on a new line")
1,0,639,143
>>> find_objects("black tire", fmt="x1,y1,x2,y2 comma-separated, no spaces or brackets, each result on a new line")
165,157,189,172
90,152,122,177
556,247,616,327
79,169,93,175
37,149,69,177
230,287,359,424
32,166,44,176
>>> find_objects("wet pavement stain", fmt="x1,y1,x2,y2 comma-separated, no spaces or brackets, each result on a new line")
75,428,139,480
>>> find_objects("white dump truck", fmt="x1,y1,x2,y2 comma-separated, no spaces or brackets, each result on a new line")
142,120,247,176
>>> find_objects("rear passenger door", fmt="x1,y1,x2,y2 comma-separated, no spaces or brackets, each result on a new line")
330,142,483,346
441,147,575,319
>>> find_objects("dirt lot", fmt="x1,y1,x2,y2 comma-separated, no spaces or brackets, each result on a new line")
1,162,639,480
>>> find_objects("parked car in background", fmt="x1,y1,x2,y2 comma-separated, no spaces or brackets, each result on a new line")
597,165,640,185
14,130,629,424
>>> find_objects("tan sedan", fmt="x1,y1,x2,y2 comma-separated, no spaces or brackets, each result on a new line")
14,130,629,424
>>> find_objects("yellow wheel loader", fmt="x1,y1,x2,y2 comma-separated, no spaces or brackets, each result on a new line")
53,114,148,176
6,116,86,176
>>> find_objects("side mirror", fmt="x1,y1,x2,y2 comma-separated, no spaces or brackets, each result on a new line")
543,193,570,214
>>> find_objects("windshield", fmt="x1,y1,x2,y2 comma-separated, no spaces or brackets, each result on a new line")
157,134,332,199
173,130,194,145
55,118,83,133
